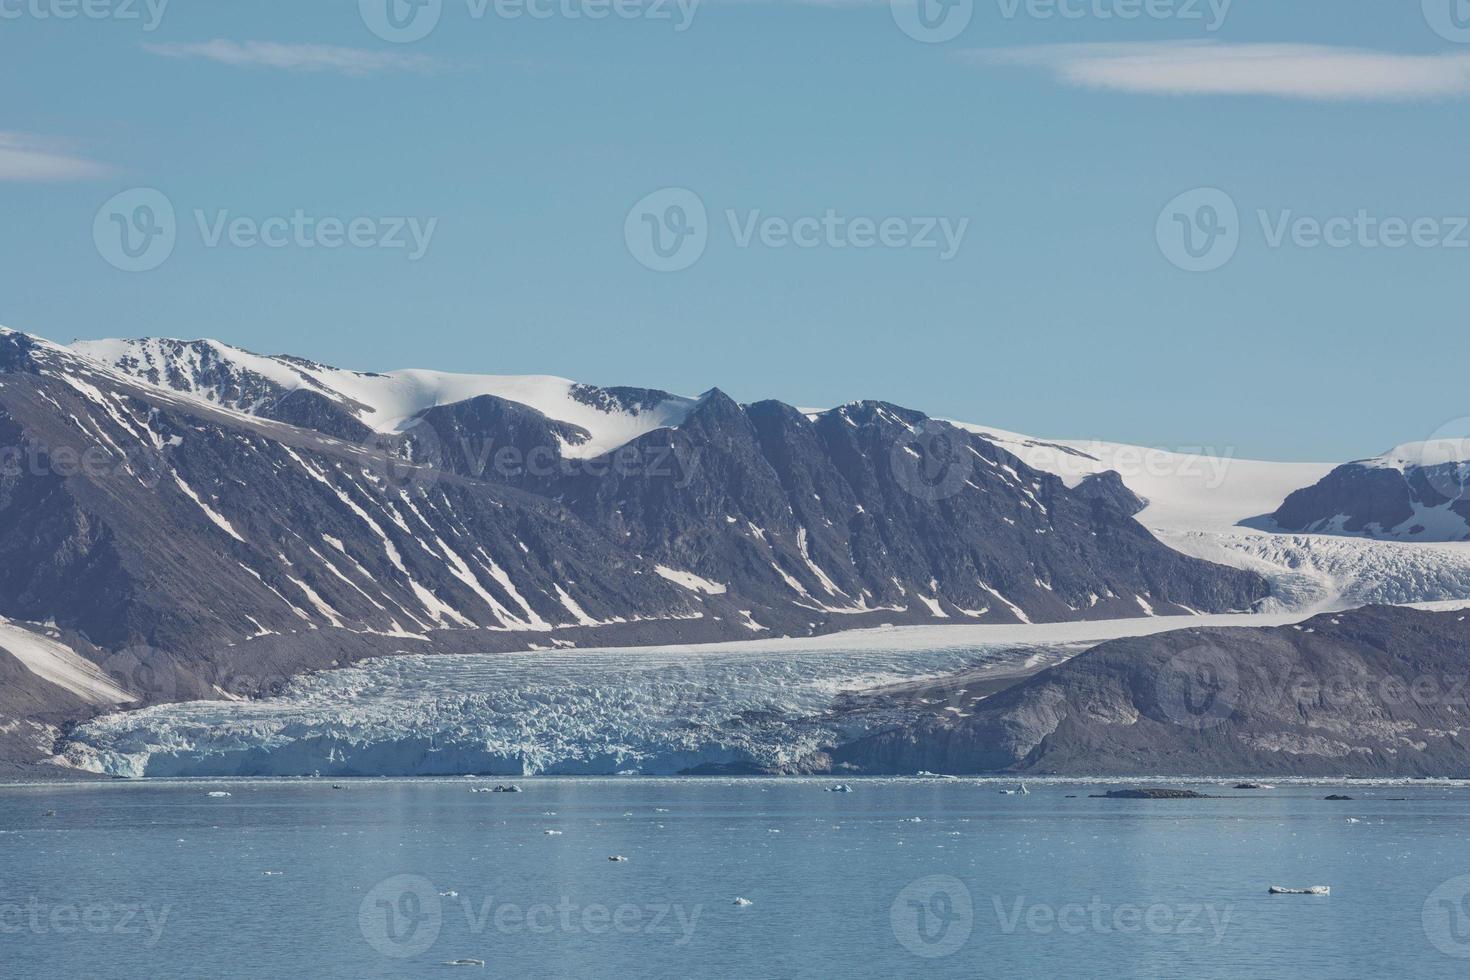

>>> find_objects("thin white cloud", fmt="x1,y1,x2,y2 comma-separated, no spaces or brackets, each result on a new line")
0,133,111,181
143,40,439,76
972,42,1470,101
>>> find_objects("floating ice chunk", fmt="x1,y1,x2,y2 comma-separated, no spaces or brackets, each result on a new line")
608,855,628,862
733,897,754,906
206,791,231,797
1268,885,1330,895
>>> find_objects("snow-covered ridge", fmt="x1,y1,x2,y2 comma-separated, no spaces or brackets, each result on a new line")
71,337,700,459
1367,439,1470,471
948,423,1470,613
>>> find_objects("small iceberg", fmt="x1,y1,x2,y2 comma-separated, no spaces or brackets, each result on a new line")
1268,885,1330,895
826,784,852,793
493,784,522,793
443,959,485,967
439,890,458,898
608,855,628,862
733,897,754,906
543,830,563,836
207,791,231,798
901,817,922,823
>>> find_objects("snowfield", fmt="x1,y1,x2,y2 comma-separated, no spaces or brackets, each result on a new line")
0,618,135,706
71,337,699,459
967,426,1470,613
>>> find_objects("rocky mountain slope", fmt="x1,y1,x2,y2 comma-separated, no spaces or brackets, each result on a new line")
1267,442,1470,541
823,605,1470,776
0,327,1272,767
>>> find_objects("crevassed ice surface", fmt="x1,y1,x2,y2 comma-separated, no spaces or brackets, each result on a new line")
66,641,1075,778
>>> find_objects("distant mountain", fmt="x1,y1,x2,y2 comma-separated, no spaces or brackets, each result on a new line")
820,605,1470,776
1266,442,1470,541
0,327,1273,766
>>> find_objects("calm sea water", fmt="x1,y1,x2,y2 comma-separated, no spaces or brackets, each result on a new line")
3,778,1469,979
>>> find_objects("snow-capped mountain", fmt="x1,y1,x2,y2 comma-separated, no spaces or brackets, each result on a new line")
1266,440,1470,541
71,336,700,457
12,325,1470,778
0,325,1282,768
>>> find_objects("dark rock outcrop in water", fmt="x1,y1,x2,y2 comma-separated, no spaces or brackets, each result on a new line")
1092,789,1211,799
0,328,1267,768
822,606,1470,776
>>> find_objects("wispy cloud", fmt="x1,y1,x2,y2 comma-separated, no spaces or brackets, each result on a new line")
0,132,110,181
143,40,440,76
971,42,1470,101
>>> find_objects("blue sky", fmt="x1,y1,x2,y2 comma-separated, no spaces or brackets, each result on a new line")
3,0,1468,461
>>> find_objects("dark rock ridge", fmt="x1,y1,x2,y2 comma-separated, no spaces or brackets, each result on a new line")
1092,789,1211,799
1266,457,1470,540
1,328,1266,766
818,606,1470,776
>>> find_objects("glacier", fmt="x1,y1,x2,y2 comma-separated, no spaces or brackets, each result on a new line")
61,641,1066,778
62,614,1316,778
